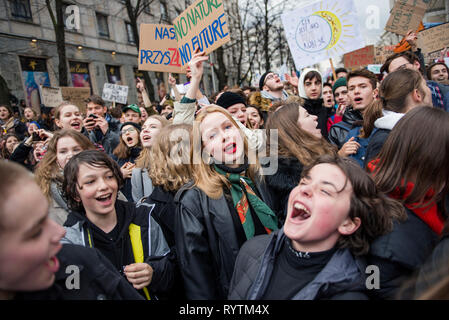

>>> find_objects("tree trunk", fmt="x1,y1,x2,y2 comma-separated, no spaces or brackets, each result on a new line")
54,0,68,86
125,0,155,101
213,47,228,91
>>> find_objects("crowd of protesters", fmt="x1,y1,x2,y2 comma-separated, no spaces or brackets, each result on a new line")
1,38,449,301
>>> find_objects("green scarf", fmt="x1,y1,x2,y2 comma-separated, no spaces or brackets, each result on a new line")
214,164,278,240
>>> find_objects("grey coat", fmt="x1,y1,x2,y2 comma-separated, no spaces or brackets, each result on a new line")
131,168,154,203
228,229,368,300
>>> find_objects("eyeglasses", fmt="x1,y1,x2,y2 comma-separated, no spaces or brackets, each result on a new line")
121,127,136,135
264,73,279,84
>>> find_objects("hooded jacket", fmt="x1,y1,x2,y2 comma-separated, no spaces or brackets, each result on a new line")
228,229,368,300
364,110,404,167
174,178,275,300
61,199,174,299
328,106,363,149
298,68,334,138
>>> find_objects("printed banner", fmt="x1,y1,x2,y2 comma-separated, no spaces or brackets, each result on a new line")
281,0,365,70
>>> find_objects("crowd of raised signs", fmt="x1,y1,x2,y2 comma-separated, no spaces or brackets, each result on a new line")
0,41,449,301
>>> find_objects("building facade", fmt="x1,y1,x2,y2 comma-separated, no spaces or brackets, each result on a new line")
0,0,219,113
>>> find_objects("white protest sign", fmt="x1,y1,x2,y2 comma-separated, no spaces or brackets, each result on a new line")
39,86,63,108
281,0,365,70
102,83,129,104
367,64,382,74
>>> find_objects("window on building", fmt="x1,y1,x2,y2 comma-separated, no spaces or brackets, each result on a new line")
126,22,135,44
106,65,122,85
160,2,169,21
96,12,109,38
10,0,32,21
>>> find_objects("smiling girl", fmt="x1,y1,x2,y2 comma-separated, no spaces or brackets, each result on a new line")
131,115,169,202
112,122,142,201
0,161,144,300
175,106,279,300
34,130,95,225
61,150,174,300
263,102,336,222
228,155,405,300
54,102,84,132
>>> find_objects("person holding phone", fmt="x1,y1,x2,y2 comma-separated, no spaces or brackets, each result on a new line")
83,95,120,156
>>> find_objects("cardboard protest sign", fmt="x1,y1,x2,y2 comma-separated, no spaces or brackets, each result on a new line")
417,22,449,54
344,45,375,70
39,86,63,108
374,45,396,65
102,83,129,105
139,24,185,74
281,0,365,70
385,0,428,36
172,0,230,67
60,87,91,113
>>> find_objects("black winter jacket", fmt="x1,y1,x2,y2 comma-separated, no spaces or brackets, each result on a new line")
367,208,439,300
112,147,142,202
412,234,449,298
228,229,368,300
16,244,144,300
328,106,363,149
174,178,275,300
62,200,174,299
263,157,303,224
303,98,334,139
140,185,186,299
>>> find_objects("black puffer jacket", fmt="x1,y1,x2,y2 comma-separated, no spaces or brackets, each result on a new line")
367,208,439,300
228,229,368,300
174,178,275,300
328,106,363,149
412,234,449,299
16,244,144,300
263,157,303,224
303,98,334,139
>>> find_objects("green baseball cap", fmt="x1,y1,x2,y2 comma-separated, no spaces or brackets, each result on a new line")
122,104,141,115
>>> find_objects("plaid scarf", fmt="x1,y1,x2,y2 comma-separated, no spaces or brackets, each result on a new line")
214,164,278,240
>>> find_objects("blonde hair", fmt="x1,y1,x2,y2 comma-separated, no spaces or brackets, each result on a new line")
191,105,260,199
34,129,95,199
135,115,170,169
148,124,193,192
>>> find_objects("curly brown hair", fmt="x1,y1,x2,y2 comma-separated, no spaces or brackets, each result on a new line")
302,155,406,256
34,129,95,199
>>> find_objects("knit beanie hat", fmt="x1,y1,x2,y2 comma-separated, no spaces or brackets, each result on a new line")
216,92,246,109
259,71,272,90
120,121,141,132
332,77,347,94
